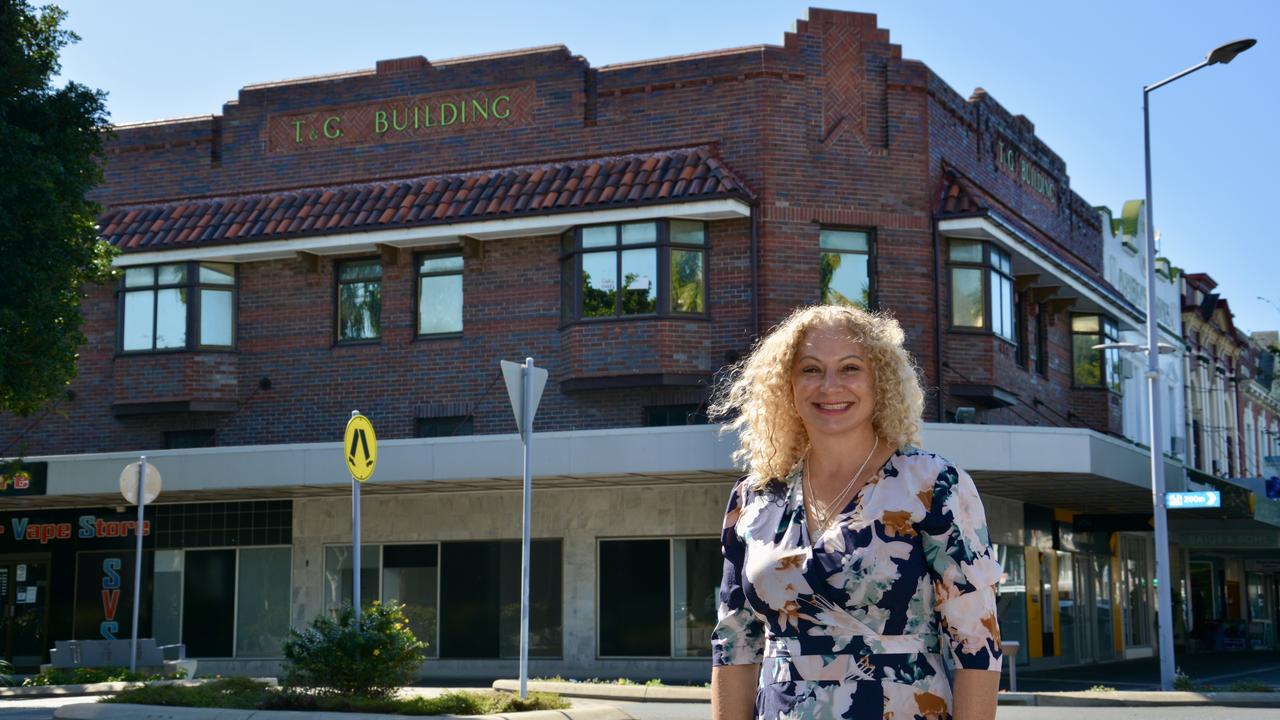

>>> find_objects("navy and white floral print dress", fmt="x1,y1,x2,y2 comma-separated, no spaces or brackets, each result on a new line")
712,446,1002,720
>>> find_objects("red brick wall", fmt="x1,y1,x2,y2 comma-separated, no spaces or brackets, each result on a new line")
1,9,1117,454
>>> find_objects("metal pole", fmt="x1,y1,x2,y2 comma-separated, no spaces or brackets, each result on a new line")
519,358,533,700
130,456,146,673
352,410,362,616
1143,88,1177,692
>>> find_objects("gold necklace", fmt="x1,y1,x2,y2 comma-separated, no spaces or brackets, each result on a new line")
805,436,879,538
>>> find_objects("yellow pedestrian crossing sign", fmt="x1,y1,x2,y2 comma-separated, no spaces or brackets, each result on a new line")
344,413,377,482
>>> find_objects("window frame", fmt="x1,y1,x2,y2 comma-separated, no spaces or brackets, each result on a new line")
818,226,876,310
116,262,239,355
323,542,443,659
595,535,721,660
947,239,1016,345
414,251,464,339
560,219,710,324
334,257,384,345
1035,302,1050,377
1070,313,1122,393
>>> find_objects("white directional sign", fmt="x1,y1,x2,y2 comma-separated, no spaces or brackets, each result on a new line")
119,462,162,505
501,360,547,438
1166,491,1221,509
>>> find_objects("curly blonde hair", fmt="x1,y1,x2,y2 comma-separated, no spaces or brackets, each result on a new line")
710,304,925,489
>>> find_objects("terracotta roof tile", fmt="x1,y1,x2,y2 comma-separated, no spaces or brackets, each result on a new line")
100,148,751,252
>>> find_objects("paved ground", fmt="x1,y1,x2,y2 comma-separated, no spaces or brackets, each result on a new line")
1013,650,1280,691
0,697,98,720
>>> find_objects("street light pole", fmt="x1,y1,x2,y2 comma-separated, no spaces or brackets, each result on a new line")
1141,37,1255,692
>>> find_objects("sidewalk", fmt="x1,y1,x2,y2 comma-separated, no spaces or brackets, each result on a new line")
1011,650,1280,692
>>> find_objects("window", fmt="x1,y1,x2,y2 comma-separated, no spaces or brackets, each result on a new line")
148,545,292,658
1035,304,1049,376
1071,314,1121,392
336,259,382,341
644,404,709,427
417,254,463,336
1015,292,1028,368
819,229,872,308
562,220,706,321
415,416,474,438
948,240,1015,342
598,537,720,657
119,262,236,352
322,540,560,659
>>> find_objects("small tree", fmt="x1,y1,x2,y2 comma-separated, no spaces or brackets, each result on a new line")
282,600,425,699
0,1,116,417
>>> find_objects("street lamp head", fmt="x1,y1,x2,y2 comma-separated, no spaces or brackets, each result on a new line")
1207,39,1257,65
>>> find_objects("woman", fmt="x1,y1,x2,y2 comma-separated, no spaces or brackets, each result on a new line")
709,304,1001,720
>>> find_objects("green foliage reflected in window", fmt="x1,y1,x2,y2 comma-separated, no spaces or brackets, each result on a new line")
337,259,382,341
564,220,707,320
819,230,872,309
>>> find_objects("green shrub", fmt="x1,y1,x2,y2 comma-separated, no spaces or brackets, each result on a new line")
1173,667,1194,691
22,665,185,687
1227,679,1275,693
0,659,12,687
282,600,425,699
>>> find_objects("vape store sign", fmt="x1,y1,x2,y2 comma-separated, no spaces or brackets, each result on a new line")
74,551,152,641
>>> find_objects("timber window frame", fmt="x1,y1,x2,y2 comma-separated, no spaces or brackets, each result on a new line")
948,239,1016,344
819,228,875,309
117,262,237,354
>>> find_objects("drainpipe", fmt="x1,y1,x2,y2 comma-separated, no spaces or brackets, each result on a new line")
751,202,760,339
932,216,945,423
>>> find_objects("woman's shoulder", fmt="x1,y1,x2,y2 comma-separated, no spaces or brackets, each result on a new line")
728,473,791,507
887,445,963,481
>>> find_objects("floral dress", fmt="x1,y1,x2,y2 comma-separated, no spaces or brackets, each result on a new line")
711,446,1002,720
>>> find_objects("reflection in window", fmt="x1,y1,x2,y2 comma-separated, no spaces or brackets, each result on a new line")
120,263,236,351
948,240,1014,342
337,259,382,341
417,255,463,335
819,229,872,309
236,547,291,657
382,544,439,656
564,220,706,320
1072,314,1121,392
599,537,720,657
323,544,380,615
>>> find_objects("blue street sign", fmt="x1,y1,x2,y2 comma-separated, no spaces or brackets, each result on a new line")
1166,491,1221,509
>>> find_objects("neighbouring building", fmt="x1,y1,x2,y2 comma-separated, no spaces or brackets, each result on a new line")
4,8,1271,679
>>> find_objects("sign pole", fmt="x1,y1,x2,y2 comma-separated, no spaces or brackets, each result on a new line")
351,410,362,615
519,358,533,700
130,455,146,673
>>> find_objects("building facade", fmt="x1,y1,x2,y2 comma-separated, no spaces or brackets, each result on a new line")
4,8,1267,679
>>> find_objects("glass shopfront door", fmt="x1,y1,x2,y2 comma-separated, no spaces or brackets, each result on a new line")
0,555,51,671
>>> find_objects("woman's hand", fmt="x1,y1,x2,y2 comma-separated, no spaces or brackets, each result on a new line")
711,663,758,720
951,668,1000,720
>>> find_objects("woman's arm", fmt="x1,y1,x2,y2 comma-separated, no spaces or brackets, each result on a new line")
711,663,758,720
951,668,999,720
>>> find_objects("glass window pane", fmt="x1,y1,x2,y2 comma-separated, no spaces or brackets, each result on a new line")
582,225,616,248
581,251,617,318
183,549,235,657
158,264,188,285
670,249,706,314
600,540,670,656
155,288,187,348
382,544,439,657
419,255,464,273
991,247,1011,273
819,229,869,252
951,267,984,328
439,540,562,659
1103,318,1119,341
994,545,1027,665
151,550,183,647
498,541,561,658
199,263,235,285
621,248,656,315
124,267,155,287
1073,333,1103,386
419,274,463,334
991,271,1013,340
621,222,657,245
1072,315,1100,333
236,547,291,657
339,260,382,282
200,289,233,346
949,239,983,263
323,544,380,617
670,220,706,246
672,539,719,657
123,290,155,350
821,251,871,309
561,257,575,323
338,281,381,340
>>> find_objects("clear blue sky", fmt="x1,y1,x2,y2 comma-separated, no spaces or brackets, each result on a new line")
52,0,1279,335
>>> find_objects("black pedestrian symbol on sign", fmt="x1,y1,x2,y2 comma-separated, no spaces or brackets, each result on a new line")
348,428,373,470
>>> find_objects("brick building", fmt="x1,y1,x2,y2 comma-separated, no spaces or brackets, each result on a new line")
0,9,1222,677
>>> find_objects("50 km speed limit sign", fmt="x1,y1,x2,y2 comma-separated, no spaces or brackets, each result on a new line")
344,413,377,482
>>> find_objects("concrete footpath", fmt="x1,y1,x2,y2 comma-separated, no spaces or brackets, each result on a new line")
493,679,1280,708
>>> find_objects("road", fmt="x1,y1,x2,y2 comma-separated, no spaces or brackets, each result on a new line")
4,695,1278,720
